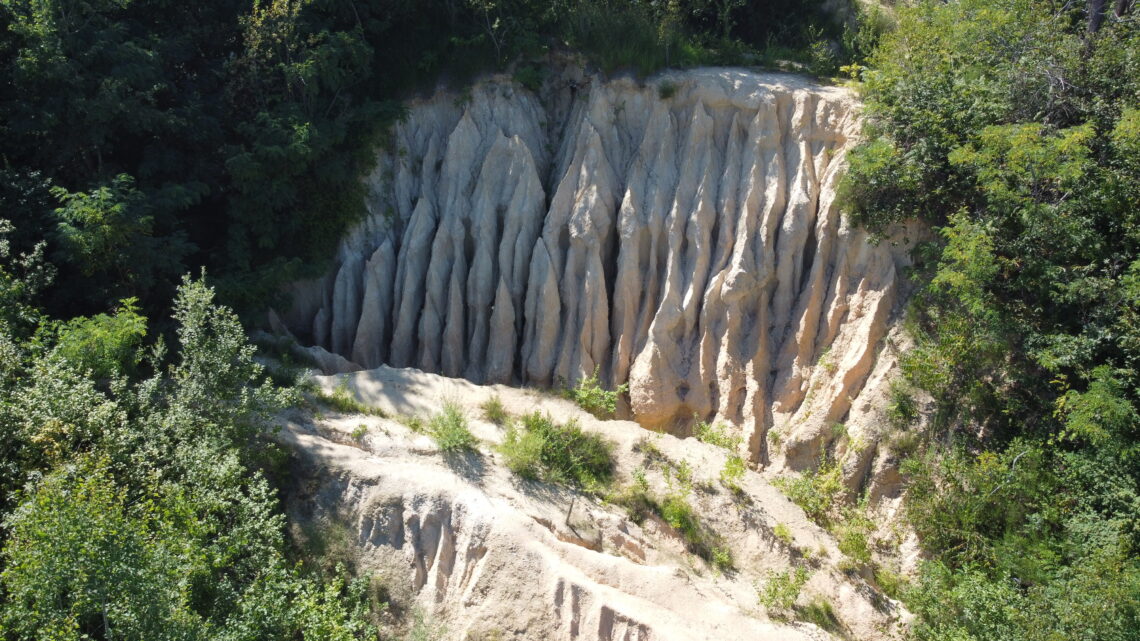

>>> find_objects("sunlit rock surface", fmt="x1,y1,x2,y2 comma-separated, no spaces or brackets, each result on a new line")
282,67,916,467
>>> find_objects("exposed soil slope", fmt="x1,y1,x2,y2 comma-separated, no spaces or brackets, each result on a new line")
279,366,909,641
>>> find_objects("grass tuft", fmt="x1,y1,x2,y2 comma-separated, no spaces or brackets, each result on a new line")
316,379,386,417
797,597,843,635
480,394,509,425
693,416,742,450
428,402,478,453
563,367,627,419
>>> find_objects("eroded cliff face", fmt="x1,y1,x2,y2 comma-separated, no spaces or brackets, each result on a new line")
282,67,915,467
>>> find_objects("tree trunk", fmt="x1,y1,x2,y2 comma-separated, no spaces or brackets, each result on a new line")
1089,0,1107,33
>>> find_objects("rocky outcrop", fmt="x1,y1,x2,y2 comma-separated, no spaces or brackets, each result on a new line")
282,67,916,466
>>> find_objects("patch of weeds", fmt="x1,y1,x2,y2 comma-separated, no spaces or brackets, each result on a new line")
830,422,848,440
632,466,649,491
563,367,627,418
500,411,615,489
888,428,922,457
693,416,742,450
773,522,794,546
405,608,447,641
480,394,509,425
819,346,837,374
634,435,667,463
837,557,861,574
797,597,843,636
773,459,845,526
767,428,783,448
608,465,733,571
351,423,368,440
874,566,907,601
671,459,693,492
657,80,677,99
836,510,874,566
660,493,702,544
428,402,478,453
720,454,746,492
499,422,546,480
886,380,918,429
608,479,656,524
757,567,810,616
317,379,386,417
710,545,734,573
659,493,733,570
399,414,425,433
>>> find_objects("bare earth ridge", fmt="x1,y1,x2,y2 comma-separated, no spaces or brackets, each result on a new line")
280,366,910,641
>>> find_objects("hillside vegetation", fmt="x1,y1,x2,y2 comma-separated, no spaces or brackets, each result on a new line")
840,1,1140,638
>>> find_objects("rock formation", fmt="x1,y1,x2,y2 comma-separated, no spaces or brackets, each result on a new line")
281,367,909,641
282,67,917,467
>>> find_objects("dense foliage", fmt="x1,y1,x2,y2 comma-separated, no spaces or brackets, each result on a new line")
0,0,858,323
840,0,1140,638
0,266,375,639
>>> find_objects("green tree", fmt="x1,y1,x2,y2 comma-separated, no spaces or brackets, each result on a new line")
1,462,202,641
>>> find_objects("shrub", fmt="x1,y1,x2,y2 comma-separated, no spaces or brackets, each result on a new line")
50,298,147,380
499,424,545,480
562,0,695,76
710,546,734,573
501,412,615,488
480,395,509,425
657,80,677,99
874,567,907,600
836,519,873,565
758,567,810,613
660,493,701,542
773,460,845,525
428,402,477,453
564,367,627,418
720,454,746,492
886,380,918,429
512,64,545,92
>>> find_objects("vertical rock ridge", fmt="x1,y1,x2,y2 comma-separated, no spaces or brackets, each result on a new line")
285,68,916,464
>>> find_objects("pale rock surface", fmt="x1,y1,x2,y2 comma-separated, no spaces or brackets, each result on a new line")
282,67,919,478
280,366,908,641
